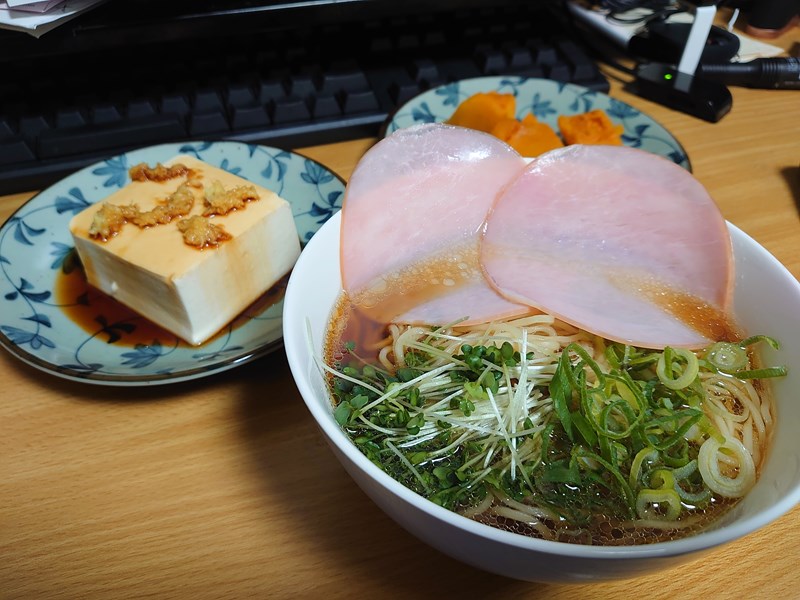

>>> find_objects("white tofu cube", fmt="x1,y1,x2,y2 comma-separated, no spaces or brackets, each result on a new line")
69,155,301,345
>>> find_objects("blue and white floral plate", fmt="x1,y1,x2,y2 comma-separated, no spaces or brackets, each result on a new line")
386,76,690,170
0,141,344,386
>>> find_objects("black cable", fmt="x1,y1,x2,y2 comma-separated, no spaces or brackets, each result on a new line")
698,58,800,89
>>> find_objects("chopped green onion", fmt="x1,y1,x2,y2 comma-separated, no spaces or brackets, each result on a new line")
549,349,575,440
697,437,755,498
325,324,786,535
706,341,748,373
636,488,682,520
629,447,658,490
739,335,781,350
733,366,788,379
656,347,699,390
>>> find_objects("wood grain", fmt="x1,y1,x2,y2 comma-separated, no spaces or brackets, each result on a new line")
2,23,799,600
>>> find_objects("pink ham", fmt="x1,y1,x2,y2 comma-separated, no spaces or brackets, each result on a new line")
480,145,734,349
341,123,528,325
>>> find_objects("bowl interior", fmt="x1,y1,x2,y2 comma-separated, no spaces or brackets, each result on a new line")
283,210,800,559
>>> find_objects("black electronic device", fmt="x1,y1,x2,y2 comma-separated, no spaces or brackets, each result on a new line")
629,22,740,65
631,62,732,123
630,2,732,123
566,0,733,122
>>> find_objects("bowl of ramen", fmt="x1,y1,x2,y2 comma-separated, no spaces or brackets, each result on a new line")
283,125,800,582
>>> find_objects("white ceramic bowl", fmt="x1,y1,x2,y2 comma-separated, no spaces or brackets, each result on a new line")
283,210,800,582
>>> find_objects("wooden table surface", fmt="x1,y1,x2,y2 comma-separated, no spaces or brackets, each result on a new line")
2,24,799,600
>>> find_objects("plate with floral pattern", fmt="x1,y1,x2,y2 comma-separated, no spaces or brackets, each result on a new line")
0,141,344,385
386,76,690,170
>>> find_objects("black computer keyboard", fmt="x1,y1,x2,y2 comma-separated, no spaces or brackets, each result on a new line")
0,2,607,195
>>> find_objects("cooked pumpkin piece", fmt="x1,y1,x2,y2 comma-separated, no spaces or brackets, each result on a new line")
557,109,624,145
446,91,515,133
491,114,564,156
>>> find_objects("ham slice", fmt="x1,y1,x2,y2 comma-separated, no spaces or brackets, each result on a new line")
340,123,529,325
480,145,734,349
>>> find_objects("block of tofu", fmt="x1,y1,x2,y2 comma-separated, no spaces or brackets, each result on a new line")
69,155,301,345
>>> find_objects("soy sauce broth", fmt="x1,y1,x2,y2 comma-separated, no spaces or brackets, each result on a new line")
55,256,287,347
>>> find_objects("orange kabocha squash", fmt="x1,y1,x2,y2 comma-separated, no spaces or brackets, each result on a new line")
447,91,515,133
557,109,624,145
491,114,564,156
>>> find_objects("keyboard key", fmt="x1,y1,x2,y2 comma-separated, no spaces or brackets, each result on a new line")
546,61,572,81
318,70,369,94
286,75,316,99
257,79,286,101
311,94,340,119
511,65,545,79
0,137,35,165
272,96,310,124
38,115,186,158
18,115,50,142
194,89,224,112
175,80,197,99
396,33,420,51
189,110,229,136
506,46,533,69
55,108,87,128
226,84,256,107
436,58,481,82
127,99,157,119
0,118,15,138
488,22,509,37
161,94,191,117
388,80,420,106
328,58,360,72
557,39,597,81
91,104,122,124
422,30,446,47
339,90,379,114
230,103,270,130
477,49,507,74
530,41,558,66
410,58,438,83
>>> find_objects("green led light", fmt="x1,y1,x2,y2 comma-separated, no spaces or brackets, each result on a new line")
664,73,673,80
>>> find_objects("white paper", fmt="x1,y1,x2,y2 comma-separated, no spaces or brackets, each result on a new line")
4,0,64,9
0,0,106,37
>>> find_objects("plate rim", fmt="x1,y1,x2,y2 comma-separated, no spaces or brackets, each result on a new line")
382,75,692,172
0,140,345,386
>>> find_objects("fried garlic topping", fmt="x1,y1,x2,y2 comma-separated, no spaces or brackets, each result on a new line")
88,184,196,239
177,215,232,248
129,162,192,182
130,184,196,227
88,202,140,239
88,168,258,248
203,180,259,216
